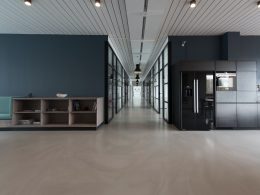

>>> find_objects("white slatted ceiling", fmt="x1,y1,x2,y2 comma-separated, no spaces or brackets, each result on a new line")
1,0,260,78
0,0,133,74
143,0,260,78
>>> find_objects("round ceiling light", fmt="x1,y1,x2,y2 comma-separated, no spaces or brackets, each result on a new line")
24,0,32,6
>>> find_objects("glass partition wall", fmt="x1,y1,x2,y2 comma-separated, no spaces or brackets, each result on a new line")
143,44,169,122
106,45,129,123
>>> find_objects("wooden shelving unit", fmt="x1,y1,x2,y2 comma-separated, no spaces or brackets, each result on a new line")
12,97,104,129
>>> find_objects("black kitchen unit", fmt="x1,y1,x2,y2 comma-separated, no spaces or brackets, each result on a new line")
181,71,215,130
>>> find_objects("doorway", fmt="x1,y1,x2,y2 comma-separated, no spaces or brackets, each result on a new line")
133,86,142,107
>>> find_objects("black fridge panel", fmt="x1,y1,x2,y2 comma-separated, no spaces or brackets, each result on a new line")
237,72,256,91
181,72,214,130
216,103,237,128
237,104,257,128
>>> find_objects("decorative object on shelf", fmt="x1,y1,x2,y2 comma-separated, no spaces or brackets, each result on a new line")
56,93,68,98
27,93,33,98
134,64,141,74
19,119,33,125
135,74,140,80
136,79,139,86
73,101,80,111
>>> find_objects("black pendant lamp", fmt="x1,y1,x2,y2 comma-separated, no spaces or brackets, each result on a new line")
134,64,141,74
135,74,140,80
136,80,139,86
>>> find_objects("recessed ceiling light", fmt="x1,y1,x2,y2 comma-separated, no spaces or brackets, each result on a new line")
258,1,260,8
24,0,32,6
190,0,196,8
95,0,101,7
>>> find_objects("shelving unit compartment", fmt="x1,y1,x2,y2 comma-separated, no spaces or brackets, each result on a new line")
43,99,69,112
71,113,96,125
13,113,41,126
72,99,97,112
43,113,69,125
13,100,41,112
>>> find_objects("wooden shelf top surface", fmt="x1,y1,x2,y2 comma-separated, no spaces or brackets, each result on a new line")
13,97,103,100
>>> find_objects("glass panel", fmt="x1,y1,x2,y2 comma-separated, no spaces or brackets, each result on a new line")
164,46,168,65
164,65,168,84
164,84,168,102
154,61,158,73
159,54,163,70
164,102,168,120
108,47,113,65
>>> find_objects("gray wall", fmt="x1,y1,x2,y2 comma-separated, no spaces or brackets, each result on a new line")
0,34,107,97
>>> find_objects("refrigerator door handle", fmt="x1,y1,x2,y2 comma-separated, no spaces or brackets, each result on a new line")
193,79,196,114
196,79,199,114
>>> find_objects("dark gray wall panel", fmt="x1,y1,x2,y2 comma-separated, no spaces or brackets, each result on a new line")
216,91,236,103
237,104,257,128
179,61,215,71
237,72,256,91
216,104,237,128
237,61,256,72
169,36,221,64
0,34,107,97
216,61,236,71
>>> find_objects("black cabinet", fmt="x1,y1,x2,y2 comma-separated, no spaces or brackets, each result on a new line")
216,104,237,128
237,104,257,128
237,72,256,91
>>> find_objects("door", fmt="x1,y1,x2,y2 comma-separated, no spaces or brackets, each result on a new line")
181,72,215,130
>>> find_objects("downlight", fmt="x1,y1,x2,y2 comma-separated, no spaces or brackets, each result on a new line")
258,1,260,8
24,0,32,6
190,0,196,8
95,0,101,7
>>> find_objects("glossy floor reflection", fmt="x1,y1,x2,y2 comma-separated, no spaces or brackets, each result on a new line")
0,106,260,195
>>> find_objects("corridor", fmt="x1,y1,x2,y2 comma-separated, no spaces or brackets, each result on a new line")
0,107,260,195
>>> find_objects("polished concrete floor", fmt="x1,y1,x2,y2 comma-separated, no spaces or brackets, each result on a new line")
1,106,260,195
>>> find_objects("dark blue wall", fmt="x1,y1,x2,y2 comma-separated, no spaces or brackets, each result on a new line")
169,33,260,82
169,36,221,64
0,34,107,97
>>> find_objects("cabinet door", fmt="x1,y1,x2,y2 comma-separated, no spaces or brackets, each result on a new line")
216,61,236,71
216,91,236,103
237,61,256,72
258,104,260,127
237,104,257,128
216,104,237,128
237,91,256,103
237,72,256,91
